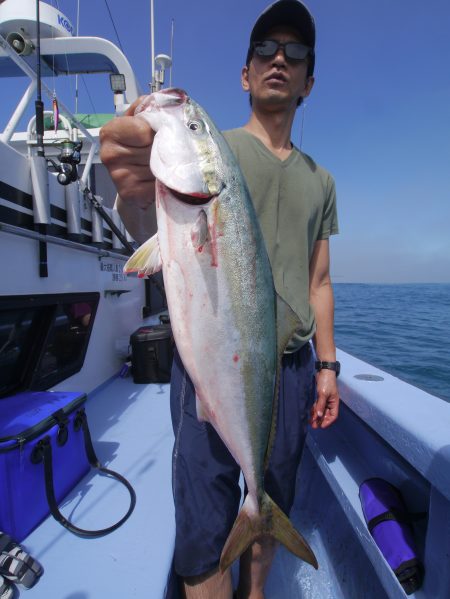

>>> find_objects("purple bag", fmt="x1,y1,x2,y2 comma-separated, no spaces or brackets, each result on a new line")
0,391,89,541
0,391,136,542
359,478,424,595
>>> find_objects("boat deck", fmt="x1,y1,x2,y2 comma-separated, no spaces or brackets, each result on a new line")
16,348,449,598
21,376,176,599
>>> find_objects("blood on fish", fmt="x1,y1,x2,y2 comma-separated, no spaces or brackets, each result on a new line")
208,205,220,267
191,192,212,199
210,249,218,267
156,181,169,206
233,354,240,363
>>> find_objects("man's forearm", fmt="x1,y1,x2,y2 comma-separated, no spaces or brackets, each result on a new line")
309,278,340,429
310,279,336,361
115,194,157,245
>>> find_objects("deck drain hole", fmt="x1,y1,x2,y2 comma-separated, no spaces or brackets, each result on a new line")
354,374,384,381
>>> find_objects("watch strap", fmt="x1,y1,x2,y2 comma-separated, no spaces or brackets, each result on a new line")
315,360,340,376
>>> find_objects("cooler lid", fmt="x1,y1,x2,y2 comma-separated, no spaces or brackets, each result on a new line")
0,391,86,447
131,325,172,342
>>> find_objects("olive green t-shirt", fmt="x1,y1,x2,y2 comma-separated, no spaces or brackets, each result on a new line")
223,128,339,351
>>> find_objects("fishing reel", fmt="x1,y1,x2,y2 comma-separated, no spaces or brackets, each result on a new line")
48,139,83,186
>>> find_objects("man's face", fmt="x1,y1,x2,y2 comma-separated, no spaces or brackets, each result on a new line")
242,26,314,111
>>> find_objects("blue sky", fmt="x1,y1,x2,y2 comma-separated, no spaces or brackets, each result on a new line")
2,0,450,283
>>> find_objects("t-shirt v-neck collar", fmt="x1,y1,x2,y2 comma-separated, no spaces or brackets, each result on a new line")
240,128,298,167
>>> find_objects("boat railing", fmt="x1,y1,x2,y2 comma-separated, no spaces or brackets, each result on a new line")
0,32,97,177
0,26,141,143
307,348,450,598
0,29,143,253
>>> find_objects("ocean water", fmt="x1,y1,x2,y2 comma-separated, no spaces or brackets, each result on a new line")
333,283,450,402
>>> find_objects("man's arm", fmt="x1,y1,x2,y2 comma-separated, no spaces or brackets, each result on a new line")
308,238,339,429
99,98,156,244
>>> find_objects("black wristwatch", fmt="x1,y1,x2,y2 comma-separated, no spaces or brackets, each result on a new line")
315,360,341,377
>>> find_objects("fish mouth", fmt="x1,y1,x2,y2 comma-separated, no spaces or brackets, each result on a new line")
171,189,215,205
163,184,217,206
135,88,188,116
155,88,188,106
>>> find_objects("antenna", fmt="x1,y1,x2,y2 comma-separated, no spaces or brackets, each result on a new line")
299,101,307,149
149,1,173,91
150,0,155,85
153,54,172,91
169,19,174,87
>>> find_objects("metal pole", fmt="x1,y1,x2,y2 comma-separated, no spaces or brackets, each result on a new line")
1,80,37,144
170,19,174,87
80,143,99,190
0,34,96,146
150,0,155,86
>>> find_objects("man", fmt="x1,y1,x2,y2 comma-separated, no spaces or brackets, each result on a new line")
100,2,340,598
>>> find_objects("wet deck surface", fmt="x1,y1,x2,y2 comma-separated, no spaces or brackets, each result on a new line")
20,376,175,599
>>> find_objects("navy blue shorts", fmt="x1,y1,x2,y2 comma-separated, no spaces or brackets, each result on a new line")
170,343,316,578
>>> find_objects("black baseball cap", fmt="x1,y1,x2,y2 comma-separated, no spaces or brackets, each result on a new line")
247,0,316,72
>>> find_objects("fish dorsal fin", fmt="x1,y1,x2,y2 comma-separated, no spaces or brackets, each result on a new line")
264,293,302,469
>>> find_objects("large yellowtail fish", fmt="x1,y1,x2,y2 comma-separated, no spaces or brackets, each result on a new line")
124,88,318,572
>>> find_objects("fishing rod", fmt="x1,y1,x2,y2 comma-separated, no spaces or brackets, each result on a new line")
34,0,48,278
34,0,44,157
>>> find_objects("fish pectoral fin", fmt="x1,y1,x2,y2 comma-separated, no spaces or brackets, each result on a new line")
123,233,162,277
195,394,208,422
219,492,318,573
190,209,208,249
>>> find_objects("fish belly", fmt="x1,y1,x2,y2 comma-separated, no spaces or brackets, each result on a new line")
156,186,275,498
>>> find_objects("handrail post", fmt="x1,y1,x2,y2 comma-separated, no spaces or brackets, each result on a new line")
0,81,37,144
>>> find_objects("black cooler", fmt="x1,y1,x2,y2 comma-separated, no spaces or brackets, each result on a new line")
130,324,173,384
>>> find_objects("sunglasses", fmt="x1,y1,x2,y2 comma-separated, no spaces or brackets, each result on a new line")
252,40,312,62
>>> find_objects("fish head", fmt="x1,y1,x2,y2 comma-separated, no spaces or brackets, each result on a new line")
135,88,223,201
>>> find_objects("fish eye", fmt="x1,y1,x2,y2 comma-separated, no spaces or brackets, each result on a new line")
187,120,203,132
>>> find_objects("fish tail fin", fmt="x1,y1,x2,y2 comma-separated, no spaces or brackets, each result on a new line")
264,493,318,569
219,492,318,573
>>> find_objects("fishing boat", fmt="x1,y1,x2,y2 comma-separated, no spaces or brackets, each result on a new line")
0,1,449,598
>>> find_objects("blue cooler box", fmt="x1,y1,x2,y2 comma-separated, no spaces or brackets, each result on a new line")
0,391,89,541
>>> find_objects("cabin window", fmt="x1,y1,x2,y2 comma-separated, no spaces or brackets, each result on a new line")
0,293,99,398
